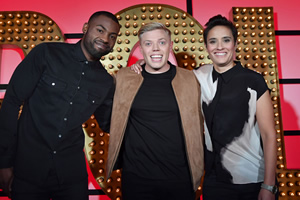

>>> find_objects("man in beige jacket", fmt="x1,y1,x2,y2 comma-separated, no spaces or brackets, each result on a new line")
106,22,204,200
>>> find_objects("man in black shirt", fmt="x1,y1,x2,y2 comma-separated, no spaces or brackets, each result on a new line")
106,22,204,200
0,11,120,200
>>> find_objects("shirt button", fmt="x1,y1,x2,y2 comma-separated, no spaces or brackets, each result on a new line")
70,102,73,105
64,118,67,121
52,82,55,86
77,86,80,90
85,61,88,64
53,151,57,154
92,100,95,104
82,72,85,75
58,134,62,138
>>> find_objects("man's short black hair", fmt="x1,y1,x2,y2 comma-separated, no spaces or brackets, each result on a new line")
88,11,119,25
203,14,237,45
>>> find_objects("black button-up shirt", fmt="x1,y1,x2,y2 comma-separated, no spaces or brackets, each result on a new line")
0,41,114,185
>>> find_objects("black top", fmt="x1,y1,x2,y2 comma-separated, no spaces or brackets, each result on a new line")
195,61,268,183
122,63,190,181
0,41,114,185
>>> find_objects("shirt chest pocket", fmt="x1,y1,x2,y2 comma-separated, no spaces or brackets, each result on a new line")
87,93,103,106
39,74,67,92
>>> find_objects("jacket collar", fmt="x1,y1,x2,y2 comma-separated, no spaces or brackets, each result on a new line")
212,61,243,83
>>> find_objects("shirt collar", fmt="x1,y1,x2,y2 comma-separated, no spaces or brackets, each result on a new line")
73,40,87,62
212,61,243,83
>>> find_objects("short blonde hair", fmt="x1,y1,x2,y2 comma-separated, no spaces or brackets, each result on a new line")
138,22,171,40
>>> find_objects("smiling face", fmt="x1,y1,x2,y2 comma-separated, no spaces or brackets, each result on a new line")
206,25,237,73
139,29,173,74
81,15,120,61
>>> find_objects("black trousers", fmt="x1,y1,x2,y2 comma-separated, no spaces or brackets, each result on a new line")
121,171,195,200
11,169,88,200
203,171,267,200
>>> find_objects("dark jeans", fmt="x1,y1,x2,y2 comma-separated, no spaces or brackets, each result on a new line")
11,169,88,200
202,171,262,200
121,171,195,200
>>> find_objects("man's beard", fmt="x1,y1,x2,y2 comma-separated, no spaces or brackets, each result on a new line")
85,40,111,60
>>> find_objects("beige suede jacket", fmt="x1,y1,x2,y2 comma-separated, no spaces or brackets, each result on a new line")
106,65,204,191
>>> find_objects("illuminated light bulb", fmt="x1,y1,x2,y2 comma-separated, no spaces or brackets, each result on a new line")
190,21,194,27
133,22,138,28
236,55,242,60
116,188,121,193
191,54,196,59
31,35,37,41
117,55,122,60
89,141,95,147
251,39,257,45
174,13,179,19
117,64,122,68
183,55,188,60
133,15,138,20
165,14,171,19
157,6,162,12
250,16,256,22
266,16,272,22
199,55,205,59
277,164,284,169
235,24,240,29
265,9,271,14
141,6,146,12
267,32,273,37
271,88,276,92
149,14,154,20
234,16,240,22
47,27,53,32
267,39,273,44
245,63,251,68
182,22,187,27
237,32,241,36
253,55,259,60
8,13,14,19
15,36,21,41
288,191,295,197
258,23,265,29
133,30,138,36
287,173,293,178
22,44,28,49
241,8,247,14
243,39,249,45
297,181,300,186
244,55,250,60
257,8,263,14
174,29,179,35
182,37,188,43
252,47,258,52
174,38,179,43
23,36,29,41
7,28,13,33
182,29,187,35
236,46,242,52
234,8,239,14
270,63,276,68
100,56,105,61
88,132,95,137
7,36,13,42
191,46,196,51
183,46,188,51
99,150,104,155
296,172,300,178
262,71,268,76
100,140,105,145
31,28,37,33
0,14,5,19
267,24,272,29
89,150,95,155
242,16,248,22
106,188,112,193
99,159,104,164
243,32,248,37
251,32,256,37
125,39,130,44
149,7,154,12
253,63,259,68
190,37,196,43
89,159,95,164
183,62,188,67
125,30,130,36
174,21,179,27
269,55,276,60
174,46,179,51
279,182,285,187
141,14,146,20
7,20,13,26
260,55,267,60
39,28,45,33
125,22,130,28
259,32,265,37
268,47,274,52
260,47,267,52
0,29,5,34
277,155,283,160
198,30,203,35
157,14,162,19
259,39,265,44
278,173,285,178
250,24,256,29
287,182,294,187
33,13,38,19
262,63,268,68
199,46,204,51
165,22,170,27
249,8,255,14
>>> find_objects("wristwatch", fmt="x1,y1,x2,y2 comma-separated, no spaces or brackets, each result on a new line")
261,183,278,194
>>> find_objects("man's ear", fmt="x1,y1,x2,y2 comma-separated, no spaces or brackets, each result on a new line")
82,23,88,34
